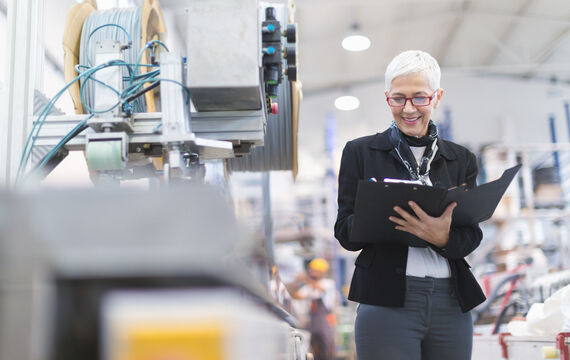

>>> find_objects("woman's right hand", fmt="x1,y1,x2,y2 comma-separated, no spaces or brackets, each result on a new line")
389,200,457,248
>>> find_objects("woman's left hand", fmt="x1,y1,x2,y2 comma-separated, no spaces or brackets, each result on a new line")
389,201,457,248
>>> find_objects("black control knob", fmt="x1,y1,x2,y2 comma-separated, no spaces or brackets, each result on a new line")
285,65,297,82
265,7,276,21
284,45,297,65
284,24,297,43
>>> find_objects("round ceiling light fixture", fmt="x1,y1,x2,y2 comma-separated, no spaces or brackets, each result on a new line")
342,23,371,52
342,34,371,52
335,95,360,111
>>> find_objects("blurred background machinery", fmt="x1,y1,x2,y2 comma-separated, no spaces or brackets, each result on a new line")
0,187,306,360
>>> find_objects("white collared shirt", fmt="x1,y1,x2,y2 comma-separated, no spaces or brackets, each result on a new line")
405,146,451,278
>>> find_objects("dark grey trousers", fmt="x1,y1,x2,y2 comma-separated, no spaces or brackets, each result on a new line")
355,276,472,360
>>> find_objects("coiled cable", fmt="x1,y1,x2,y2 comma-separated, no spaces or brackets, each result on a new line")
79,7,144,112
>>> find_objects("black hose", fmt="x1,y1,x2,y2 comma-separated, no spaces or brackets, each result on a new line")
472,273,520,323
125,80,160,103
492,300,520,334
32,121,90,179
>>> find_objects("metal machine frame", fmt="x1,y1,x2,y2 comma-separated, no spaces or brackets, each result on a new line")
1,0,296,186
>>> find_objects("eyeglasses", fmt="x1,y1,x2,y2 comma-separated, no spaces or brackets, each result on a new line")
386,90,438,107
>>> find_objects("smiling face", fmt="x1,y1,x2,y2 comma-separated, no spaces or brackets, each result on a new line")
385,72,443,137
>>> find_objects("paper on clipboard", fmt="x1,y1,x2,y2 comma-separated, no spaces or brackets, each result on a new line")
349,164,522,246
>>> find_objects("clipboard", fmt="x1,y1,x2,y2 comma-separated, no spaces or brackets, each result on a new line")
350,164,522,246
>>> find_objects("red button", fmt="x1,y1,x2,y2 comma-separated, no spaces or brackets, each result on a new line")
271,102,278,114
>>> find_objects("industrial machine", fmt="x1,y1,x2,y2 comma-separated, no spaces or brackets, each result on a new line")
0,187,307,360
0,1,308,359
21,0,300,185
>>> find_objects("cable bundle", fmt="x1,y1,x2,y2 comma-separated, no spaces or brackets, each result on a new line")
18,60,131,180
18,5,170,181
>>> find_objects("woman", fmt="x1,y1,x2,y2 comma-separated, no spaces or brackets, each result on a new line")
334,50,486,360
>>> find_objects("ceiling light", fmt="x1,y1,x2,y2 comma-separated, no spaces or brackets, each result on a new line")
342,23,371,52
342,34,371,52
335,95,360,111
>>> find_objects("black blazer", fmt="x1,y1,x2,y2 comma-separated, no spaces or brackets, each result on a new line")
334,129,486,312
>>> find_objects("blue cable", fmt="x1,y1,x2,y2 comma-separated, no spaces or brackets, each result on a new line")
124,69,159,81
19,8,174,181
145,40,169,52
20,14,174,181
89,23,132,44
153,78,191,104
85,23,132,67
18,60,129,180
129,40,170,86
80,8,142,107
79,68,123,114
19,57,179,180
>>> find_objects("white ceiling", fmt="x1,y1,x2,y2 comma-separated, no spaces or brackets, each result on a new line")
296,0,570,93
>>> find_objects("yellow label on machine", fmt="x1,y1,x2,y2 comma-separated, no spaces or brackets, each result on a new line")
114,323,224,360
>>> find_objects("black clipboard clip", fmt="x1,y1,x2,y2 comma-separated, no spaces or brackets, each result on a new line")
449,182,468,191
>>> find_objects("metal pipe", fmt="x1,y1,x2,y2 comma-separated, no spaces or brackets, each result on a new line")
564,101,570,141
262,172,274,263
549,114,561,175
521,151,537,247
1,0,43,187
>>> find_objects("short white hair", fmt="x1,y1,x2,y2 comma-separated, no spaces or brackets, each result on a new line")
384,50,441,92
